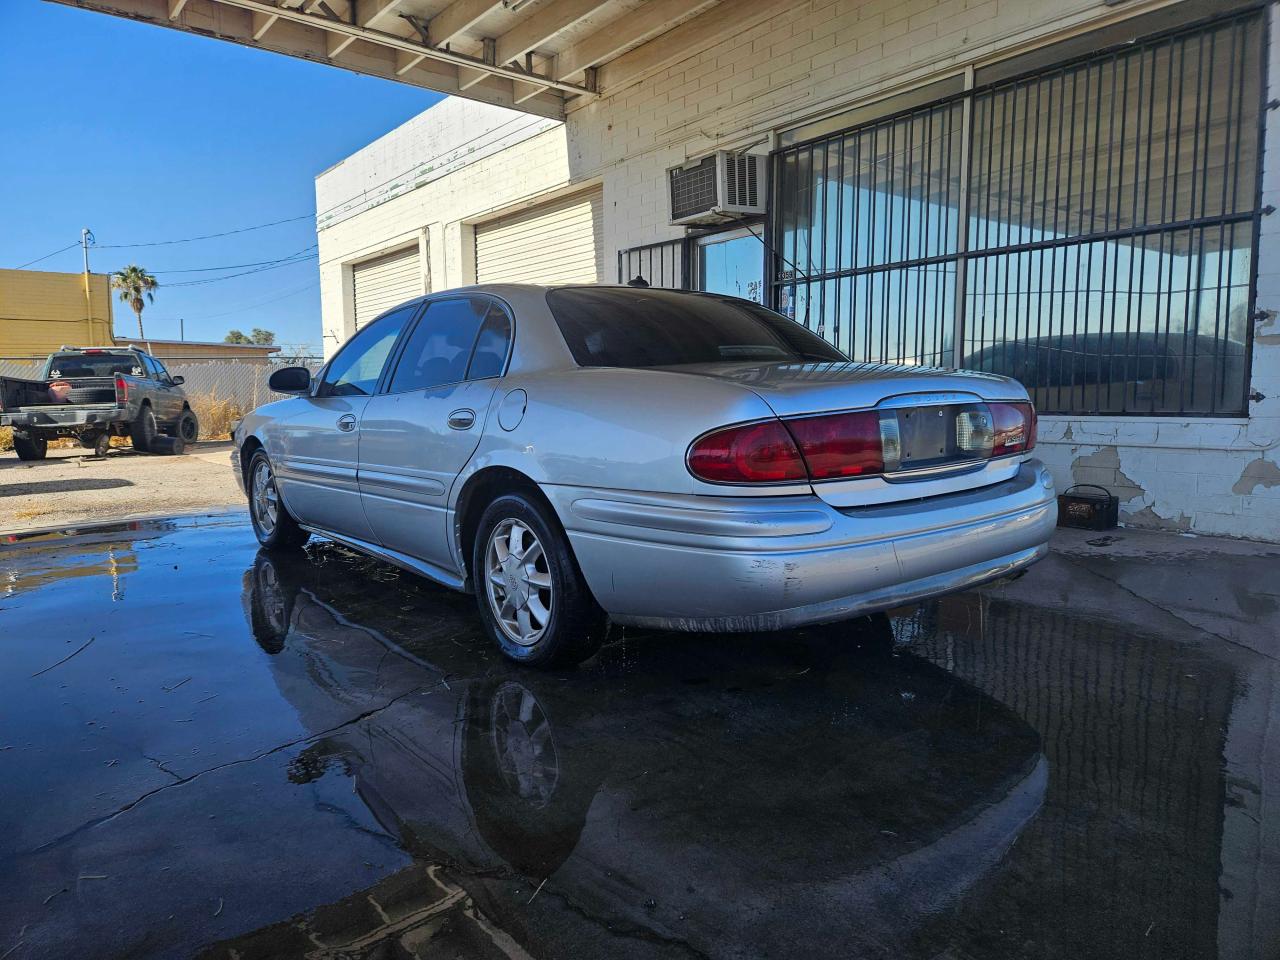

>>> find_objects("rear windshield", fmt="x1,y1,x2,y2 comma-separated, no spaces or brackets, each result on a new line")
546,288,846,368
44,353,144,378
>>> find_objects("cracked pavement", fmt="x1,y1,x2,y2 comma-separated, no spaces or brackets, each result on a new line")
1,513,1277,960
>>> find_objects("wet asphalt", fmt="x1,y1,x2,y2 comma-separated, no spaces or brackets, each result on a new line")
0,514,1277,960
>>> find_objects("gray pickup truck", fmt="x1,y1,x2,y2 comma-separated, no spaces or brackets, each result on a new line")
0,347,199,460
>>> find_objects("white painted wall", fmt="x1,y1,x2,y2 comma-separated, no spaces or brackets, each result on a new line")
315,97,573,354
316,0,1280,540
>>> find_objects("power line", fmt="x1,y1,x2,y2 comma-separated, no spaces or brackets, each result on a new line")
150,246,320,275
95,213,313,249
163,248,318,287
146,280,319,322
12,242,81,270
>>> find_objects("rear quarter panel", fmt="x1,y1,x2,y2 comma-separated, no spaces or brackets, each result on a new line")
460,367,787,497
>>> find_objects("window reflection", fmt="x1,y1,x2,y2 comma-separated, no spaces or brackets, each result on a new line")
771,12,1261,415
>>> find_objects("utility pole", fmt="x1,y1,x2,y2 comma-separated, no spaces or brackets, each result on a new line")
179,318,185,341
81,228,95,335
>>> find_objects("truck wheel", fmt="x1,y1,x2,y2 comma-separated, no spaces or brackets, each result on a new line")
248,450,309,550
130,406,157,453
473,493,607,667
93,432,111,457
177,410,199,444
13,433,48,461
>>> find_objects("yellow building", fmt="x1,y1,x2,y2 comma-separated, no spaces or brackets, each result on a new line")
0,268,113,356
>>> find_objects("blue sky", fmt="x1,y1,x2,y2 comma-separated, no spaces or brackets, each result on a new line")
0,1,442,355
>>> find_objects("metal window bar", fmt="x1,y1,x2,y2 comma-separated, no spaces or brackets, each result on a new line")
768,8,1264,416
616,238,690,289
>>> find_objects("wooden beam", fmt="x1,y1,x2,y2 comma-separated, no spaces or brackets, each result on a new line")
251,10,278,38
494,0,606,68
356,0,406,27
43,0,570,118
394,48,426,75
457,65,488,90
328,32,357,57
167,0,189,19
554,0,720,81
428,0,501,48
596,0,793,96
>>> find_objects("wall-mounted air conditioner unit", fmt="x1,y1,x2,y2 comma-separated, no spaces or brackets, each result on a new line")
668,151,767,226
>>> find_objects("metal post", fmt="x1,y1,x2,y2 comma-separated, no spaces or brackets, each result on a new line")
81,227,95,335
180,318,185,341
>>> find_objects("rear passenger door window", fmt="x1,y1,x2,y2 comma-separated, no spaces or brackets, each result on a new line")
465,303,512,380
388,297,508,394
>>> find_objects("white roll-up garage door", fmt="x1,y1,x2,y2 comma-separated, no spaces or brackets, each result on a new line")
475,189,603,285
352,246,422,328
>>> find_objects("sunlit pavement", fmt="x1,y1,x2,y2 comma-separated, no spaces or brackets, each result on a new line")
1,514,1277,960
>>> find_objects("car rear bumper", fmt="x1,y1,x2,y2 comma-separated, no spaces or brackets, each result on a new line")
1,406,122,431
546,460,1057,631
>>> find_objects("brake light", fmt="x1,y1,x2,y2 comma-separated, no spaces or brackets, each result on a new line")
687,421,807,483
988,402,1036,454
114,375,129,402
784,411,884,480
689,400,1036,485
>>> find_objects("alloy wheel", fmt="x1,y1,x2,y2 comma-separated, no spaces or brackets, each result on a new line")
251,460,280,536
485,518,553,647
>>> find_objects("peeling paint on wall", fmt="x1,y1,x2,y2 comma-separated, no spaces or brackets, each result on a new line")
1069,445,1145,502
1126,505,1192,532
1232,457,1280,495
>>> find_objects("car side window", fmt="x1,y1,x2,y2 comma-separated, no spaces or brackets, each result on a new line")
319,307,414,397
142,356,161,380
387,297,489,393
465,303,512,380
152,358,173,382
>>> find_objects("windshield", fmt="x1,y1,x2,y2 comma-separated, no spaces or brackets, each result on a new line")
546,288,846,368
44,353,145,379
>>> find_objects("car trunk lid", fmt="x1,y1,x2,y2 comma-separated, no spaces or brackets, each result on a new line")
672,361,1034,507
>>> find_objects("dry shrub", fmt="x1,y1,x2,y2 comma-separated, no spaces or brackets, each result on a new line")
0,427,11,452
188,389,245,440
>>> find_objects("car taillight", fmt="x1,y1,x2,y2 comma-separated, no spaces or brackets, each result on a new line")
687,421,808,483
689,400,1036,486
114,375,128,401
988,401,1036,454
784,411,884,480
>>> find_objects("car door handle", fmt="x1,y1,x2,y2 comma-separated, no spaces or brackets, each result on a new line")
337,414,358,432
447,409,476,430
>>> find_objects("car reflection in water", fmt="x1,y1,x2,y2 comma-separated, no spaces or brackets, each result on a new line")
209,545,1049,959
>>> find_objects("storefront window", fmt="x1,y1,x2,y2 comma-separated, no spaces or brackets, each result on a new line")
770,9,1263,416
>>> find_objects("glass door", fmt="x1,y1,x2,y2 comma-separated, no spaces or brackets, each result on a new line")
696,227,765,303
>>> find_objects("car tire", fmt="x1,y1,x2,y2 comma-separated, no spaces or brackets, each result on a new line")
151,435,185,456
93,432,111,457
247,450,309,551
13,433,48,461
473,492,606,667
177,410,199,444
130,405,157,453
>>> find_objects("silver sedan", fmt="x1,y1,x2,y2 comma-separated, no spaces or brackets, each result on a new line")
233,285,1056,665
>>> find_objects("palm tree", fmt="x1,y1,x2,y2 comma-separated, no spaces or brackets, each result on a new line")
111,265,159,339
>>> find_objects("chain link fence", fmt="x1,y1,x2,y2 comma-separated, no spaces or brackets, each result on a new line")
0,356,324,440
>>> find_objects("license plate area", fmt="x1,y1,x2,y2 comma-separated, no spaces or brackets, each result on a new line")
880,403,994,475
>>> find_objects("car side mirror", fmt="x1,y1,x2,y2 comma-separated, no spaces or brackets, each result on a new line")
170,375,185,386
269,366,311,395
